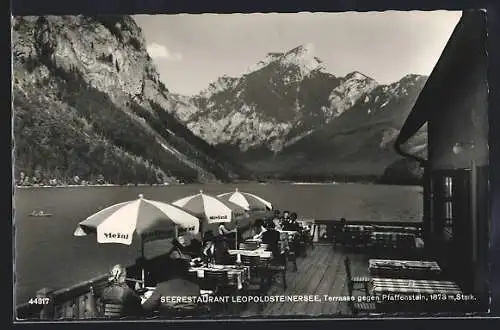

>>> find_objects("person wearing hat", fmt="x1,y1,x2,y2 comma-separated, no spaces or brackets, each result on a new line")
100,264,143,318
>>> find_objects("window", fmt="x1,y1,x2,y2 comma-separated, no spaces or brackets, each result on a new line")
443,176,453,240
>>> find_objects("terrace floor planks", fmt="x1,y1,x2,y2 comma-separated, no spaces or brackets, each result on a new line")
237,244,370,318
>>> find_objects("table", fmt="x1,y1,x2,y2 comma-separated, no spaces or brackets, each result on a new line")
372,225,420,234
279,230,298,237
189,264,250,290
369,259,441,279
371,231,416,249
372,278,462,295
228,247,272,258
242,239,288,252
371,277,464,312
345,224,374,231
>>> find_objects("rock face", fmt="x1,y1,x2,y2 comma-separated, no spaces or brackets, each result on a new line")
170,43,428,181
12,15,248,185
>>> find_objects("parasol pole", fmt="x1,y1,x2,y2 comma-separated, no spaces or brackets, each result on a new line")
235,225,238,250
235,211,242,263
234,188,239,251
138,194,145,288
140,237,145,288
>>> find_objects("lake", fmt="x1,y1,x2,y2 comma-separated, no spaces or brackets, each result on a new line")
13,182,422,304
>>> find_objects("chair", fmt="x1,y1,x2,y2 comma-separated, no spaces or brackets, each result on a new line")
344,257,371,295
237,256,265,312
332,224,346,249
240,255,264,277
203,270,229,292
286,238,299,271
262,254,287,291
203,270,231,315
345,279,376,315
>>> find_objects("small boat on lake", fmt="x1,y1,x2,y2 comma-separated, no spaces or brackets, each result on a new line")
29,210,53,217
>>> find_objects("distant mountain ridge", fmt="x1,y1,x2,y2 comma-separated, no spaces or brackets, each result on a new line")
169,44,428,181
12,15,427,185
12,15,250,185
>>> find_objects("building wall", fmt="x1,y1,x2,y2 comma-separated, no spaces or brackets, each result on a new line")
429,15,489,170
426,11,489,306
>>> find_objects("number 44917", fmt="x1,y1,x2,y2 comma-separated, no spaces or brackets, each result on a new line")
29,297,50,305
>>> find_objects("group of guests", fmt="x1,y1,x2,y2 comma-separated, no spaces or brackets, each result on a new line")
96,211,307,318
96,231,237,318
268,210,303,232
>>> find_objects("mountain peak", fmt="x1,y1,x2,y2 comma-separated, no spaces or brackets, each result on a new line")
285,44,314,57
344,71,373,81
245,44,323,76
281,44,323,75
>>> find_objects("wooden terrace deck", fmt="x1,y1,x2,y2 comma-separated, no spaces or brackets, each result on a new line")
238,244,370,318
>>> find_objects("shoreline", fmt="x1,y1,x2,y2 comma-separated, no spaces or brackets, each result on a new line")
14,183,171,189
14,181,423,189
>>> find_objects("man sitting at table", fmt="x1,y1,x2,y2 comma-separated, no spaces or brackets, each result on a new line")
262,220,281,258
218,222,238,249
281,210,291,227
101,264,143,318
252,219,267,239
184,237,203,258
167,236,192,262
202,235,233,265
282,212,301,232
142,259,207,317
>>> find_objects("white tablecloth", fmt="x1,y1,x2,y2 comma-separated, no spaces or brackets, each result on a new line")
189,264,250,290
228,248,272,258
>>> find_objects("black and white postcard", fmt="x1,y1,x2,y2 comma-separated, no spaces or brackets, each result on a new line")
12,9,491,321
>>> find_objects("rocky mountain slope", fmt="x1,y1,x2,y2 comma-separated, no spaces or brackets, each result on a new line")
12,15,250,185
171,44,428,181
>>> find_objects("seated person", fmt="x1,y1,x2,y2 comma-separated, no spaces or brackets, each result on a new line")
252,219,267,239
167,236,192,262
262,220,281,258
101,264,143,318
203,230,215,242
335,217,348,244
202,235,232,265
283,212,301,232
280,210,291,227
184,238,203,258
142,259,206,317
218,223,238,249
340,217,347,229
281,212,298,231
271,210,282,230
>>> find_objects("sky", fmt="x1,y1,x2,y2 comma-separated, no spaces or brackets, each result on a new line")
133,11,462,96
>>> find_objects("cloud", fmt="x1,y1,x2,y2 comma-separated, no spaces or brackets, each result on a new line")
146,43,183,61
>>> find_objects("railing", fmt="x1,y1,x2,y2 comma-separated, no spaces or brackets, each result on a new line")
16,273,109,320
312,219,422,244
314,219,422,228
